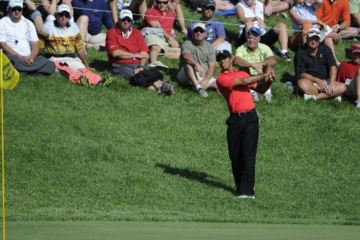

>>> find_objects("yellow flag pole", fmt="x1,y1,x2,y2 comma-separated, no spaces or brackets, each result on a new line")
1,49,6,240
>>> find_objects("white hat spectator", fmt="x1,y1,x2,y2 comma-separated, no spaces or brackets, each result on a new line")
8,0,23,8
119,9,133,20
192,22,206,32
307,28,321,38
57,4,71,14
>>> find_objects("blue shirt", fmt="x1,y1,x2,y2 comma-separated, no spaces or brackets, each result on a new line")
187,19,226,44
72,0,114,35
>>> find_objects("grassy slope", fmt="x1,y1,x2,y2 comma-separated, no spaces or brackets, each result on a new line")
1,4,360,225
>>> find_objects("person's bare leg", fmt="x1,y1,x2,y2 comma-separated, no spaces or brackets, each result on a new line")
76,15,89,45
338,27,359,39
274,22,288,51
174,1,187,34
149,45,161,63
323,37,340,64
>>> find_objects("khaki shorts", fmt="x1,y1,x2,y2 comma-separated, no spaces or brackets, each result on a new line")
145,34,172,53
176,67,216,87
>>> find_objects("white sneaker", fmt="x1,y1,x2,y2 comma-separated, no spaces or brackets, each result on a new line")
264,92,272,103
197,88,208,98
304,94,317,101
237,195,255,199
355,100,360,110
148,61,169,69
334,96,342,103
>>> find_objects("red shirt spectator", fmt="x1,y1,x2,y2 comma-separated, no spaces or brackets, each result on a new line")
106,27,149,65
336,61,360,83
144,8,175,35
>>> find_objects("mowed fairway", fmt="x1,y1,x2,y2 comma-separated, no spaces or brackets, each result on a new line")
6,221,360,240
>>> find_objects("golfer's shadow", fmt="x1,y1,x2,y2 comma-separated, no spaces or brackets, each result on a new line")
155,164,236,195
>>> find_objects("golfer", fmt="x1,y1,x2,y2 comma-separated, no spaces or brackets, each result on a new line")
216,50,274,199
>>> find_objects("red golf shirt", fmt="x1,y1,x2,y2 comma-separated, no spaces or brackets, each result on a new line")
217,70,256,113
144,8,175,35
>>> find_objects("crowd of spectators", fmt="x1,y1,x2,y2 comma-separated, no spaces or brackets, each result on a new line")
0,0,359,108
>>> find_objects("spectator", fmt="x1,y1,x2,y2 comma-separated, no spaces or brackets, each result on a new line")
336,43,360,109
0,0,55,75
108,0,147,24
236,0,291,61
177,22,216,98
149,0,187,35
295,27,346,101
143,0,180,69
350,0,360,28
40,2,102,86
216,49,274,199
317,0,359,39
187,0,232,53
106,9,174,95
234,27,276,102
289,0,328,50
38,0,73,20
72,0,115,50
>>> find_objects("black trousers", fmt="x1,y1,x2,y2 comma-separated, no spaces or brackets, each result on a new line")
226,110,259,195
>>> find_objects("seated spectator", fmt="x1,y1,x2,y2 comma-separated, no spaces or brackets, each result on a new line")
106,9,174,95
289,0,328,50
0,0,55,75
143,0,180,69
187,0,232,53
263,0,292,17
38,0,73,19
108,0,147,23
236,0,291,61
40,2,103,86
336,43,360,109
72,0,114,50
295,28,346,101
149,0,187,35
234,27,276,102
350,0,360,29
177,23,216,98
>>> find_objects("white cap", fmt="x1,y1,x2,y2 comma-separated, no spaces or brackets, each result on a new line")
119,9,133,20
192,22,206,32
57,4,71,14
307,27,321,38
8,0,23,8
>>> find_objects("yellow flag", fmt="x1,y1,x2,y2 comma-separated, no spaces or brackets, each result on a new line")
1,52,20,90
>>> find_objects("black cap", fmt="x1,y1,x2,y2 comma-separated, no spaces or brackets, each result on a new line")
216,50,231,62
203,0,216,8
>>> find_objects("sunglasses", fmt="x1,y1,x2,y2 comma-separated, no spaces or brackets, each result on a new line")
193,28,205,33
121,17,132,23
11,7,23,12
59,12,70,18
156,0,168,4
204,6,215,11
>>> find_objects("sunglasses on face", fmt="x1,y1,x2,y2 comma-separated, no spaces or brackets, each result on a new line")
121,17,132,23
193,28,205,33
11,7,23,12
156,0,168,4
204,6,215,11
59,12,70,18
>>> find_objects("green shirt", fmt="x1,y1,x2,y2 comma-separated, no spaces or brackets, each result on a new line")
235,43,274,75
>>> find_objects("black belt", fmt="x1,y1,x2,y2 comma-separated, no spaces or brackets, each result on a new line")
231,108,256,117
45,53,76,58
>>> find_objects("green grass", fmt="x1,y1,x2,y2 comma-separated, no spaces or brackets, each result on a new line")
1,3,360,227
4,221,360,240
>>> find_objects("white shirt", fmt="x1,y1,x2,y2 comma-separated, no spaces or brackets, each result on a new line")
117,0,132,10
237,0,265,36
0,16,38,56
